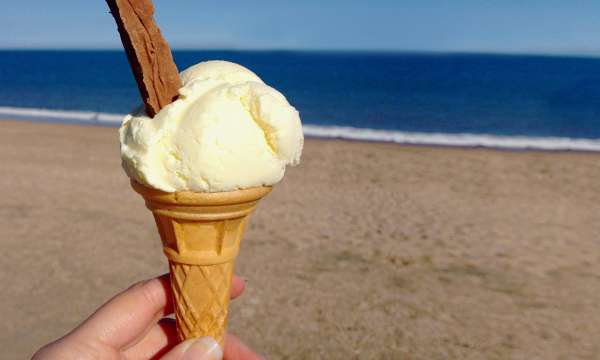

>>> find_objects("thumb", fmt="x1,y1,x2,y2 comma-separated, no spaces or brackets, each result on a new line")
160,337,222,360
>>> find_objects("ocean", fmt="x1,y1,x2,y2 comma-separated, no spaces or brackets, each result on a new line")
2,50,600,150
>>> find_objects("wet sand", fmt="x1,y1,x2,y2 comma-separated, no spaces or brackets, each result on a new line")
2,120,600,359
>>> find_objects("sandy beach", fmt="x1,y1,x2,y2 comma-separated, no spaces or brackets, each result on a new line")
2,119,600,359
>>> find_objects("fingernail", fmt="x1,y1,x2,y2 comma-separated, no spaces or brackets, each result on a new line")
181,337,222,360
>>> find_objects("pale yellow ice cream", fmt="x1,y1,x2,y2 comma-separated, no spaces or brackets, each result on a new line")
119,60,303,192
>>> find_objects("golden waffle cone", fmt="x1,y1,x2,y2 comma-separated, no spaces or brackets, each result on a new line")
131,180,271,347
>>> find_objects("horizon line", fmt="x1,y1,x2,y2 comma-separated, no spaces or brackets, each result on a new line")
1,47,600,59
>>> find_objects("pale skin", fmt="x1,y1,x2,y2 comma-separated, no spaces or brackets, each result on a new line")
32,274,263,360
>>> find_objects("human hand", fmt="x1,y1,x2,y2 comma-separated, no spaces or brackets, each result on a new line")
32,274,263,360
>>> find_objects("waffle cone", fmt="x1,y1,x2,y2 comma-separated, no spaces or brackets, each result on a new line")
131,180,271,347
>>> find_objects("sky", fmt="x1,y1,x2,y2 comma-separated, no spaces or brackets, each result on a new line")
2,0,600,55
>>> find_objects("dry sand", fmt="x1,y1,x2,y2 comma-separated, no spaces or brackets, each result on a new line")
2,120,600,359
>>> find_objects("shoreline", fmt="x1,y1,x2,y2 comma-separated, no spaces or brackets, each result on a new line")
3,112,600,154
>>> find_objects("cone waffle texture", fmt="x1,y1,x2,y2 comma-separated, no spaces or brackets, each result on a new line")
169,261,233,342
131,180,271,346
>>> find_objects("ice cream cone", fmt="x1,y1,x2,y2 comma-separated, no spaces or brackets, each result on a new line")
131,180,271,347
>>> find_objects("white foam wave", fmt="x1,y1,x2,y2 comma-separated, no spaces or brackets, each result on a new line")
303,125,600,151
2,106,600,152
0,106,124,124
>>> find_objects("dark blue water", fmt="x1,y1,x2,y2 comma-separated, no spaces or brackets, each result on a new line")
2,50,600,138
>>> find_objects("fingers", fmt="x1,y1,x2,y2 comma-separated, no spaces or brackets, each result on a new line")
123,276,245,358
230,275,245,300
71,274,173,349
223,334,264,360
160,337,222,360
121,318,178,359
67,274,246,352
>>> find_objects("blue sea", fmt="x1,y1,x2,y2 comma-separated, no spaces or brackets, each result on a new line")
2,50,600,150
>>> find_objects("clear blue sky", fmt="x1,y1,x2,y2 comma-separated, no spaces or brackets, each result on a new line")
2,0,600,54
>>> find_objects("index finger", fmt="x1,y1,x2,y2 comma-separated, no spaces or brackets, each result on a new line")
69,273,247,350
72,274,173,349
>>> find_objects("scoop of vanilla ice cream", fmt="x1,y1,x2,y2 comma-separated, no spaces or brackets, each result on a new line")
119,60,303,192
